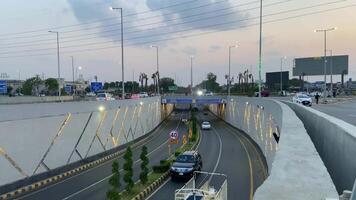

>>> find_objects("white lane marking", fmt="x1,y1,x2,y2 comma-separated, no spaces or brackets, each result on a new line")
61,115,185,200
145,178,171,200
197,126,223,185
17,120,171,200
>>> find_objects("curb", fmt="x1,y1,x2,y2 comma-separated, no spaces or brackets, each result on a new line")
131,172,170,200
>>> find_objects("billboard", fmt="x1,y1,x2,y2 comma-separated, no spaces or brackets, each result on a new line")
293,55,348,76
90,82,103,92
0,80,7,94
266,71,289,90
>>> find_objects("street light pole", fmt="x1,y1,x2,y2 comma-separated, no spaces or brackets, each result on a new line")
258,0,263,98
110,7,125,99
280,56,287,95
228,44,238,97
151,45,160,95
315,27,336,102
70,56,75,96
190,56,194,95
326,49,333,96
49,31,61,98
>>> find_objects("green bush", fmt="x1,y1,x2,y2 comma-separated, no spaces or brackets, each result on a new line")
152,160,171,173
139,146,149,184
107,161,121,200
123,146,134,193
174,149,183,157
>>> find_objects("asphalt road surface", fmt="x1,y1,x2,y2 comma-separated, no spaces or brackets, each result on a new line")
17,111,189,200
148,111,267,200
313,100,356,126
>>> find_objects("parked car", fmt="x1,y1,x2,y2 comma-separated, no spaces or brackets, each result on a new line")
86,92,96,97
204,91,213,96
255,90,270,97
292,93,312,106
139,92,149,98
170,151,202,180
96,93,115,101
201,121,211,130
131,94,140,99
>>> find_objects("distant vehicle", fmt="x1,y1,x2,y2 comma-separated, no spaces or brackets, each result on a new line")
255,90,270,97
125,93,132,99
139,92,149,98
39,93,46,97
86,92,96,97
293,93,312,106
131,94,140,99
204,91,213,96
170,151,202,180
181,118,188,123
201,121,211,130
96,93,115,101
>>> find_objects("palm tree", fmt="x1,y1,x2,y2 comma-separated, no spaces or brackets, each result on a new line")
151,73,156,93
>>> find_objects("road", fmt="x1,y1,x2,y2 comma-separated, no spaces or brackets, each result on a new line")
148,112,267,200
313,99,356,125
17,111,189,200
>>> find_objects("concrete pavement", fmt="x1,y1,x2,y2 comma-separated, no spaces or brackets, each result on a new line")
313,99,356,125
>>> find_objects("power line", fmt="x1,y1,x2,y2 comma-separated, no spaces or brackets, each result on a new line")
0,0,282,48
0,3,353,58
0,0,204,37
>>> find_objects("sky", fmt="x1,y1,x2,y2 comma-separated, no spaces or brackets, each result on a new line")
0,0,355,86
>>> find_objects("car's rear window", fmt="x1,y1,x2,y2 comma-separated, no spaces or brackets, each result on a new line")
97,93,106,98
203,122,210,125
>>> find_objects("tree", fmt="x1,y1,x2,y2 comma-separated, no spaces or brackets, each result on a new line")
103,82,110,90
139,146,149,184
22,76,42,95
7,86,13,94
160,77,175,93
45,78,59,95
85,86,91,93
107,161,121,200
196,73,221,93
123,146,134,193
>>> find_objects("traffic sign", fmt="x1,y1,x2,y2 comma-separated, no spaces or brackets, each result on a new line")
64,86,72,94
188,129,192,139
169,130,178,140
90,82,103,92
0,80,7,94
168,86,178,91
183,134,187,145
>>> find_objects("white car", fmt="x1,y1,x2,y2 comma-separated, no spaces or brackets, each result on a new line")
139,92,149,98
293,94,312,106
204,91,213,96
96,93,115,101
201,122,211,130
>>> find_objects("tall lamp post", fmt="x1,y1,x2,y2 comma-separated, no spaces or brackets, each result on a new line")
151,45,160,95
326,49,333,96
190,56,194,95
228,43,238,97
110,7,125,99
258,0,263,98
315,27,336,102
70,56,75,96
280,56,287,95
48,30,61,98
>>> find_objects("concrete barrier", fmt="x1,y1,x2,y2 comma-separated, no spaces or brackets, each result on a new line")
0,97,172,186
210,96,338,199
285,101,356,194
0,96,74,104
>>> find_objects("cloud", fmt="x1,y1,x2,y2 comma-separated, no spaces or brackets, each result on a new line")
208,45,221,52
181,46,197,55
66,0,246,47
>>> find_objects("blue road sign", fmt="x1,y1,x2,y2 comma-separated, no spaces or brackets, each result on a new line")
90,82,103,92
165,98,193,104
64,86,72,94
0,80,7,94
196,98,223,104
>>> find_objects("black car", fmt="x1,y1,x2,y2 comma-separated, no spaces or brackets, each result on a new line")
170,151,202,180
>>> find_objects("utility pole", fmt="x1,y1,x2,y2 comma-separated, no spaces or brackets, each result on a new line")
70,56,75,96
110,7,125,99
326,49,333,96
190,56,194,95
315,27,336,102
280,56,287,95
228,44,238,97
49,31,61,98
151,45,160,95
258,0,263,98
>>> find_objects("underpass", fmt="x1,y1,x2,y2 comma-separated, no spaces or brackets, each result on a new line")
148,111,267,200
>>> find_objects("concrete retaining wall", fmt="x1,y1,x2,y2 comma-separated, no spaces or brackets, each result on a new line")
285,101,356,194
210,96,338,199
0,97,172,186
0,96,74,104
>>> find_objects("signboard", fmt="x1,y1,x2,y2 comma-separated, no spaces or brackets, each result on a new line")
196,98,223,104
293,55,348,76
64,86,72,94
165,98,193,104
182,134,187,145
170,130,179,144
266,71,289,90
168,86,178,91
90,82,103,92
0,80,7,94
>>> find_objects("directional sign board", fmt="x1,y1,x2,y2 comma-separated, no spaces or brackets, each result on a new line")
0,80,7,94
64,86,72,94
90,82,103,92
196,98,223,104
